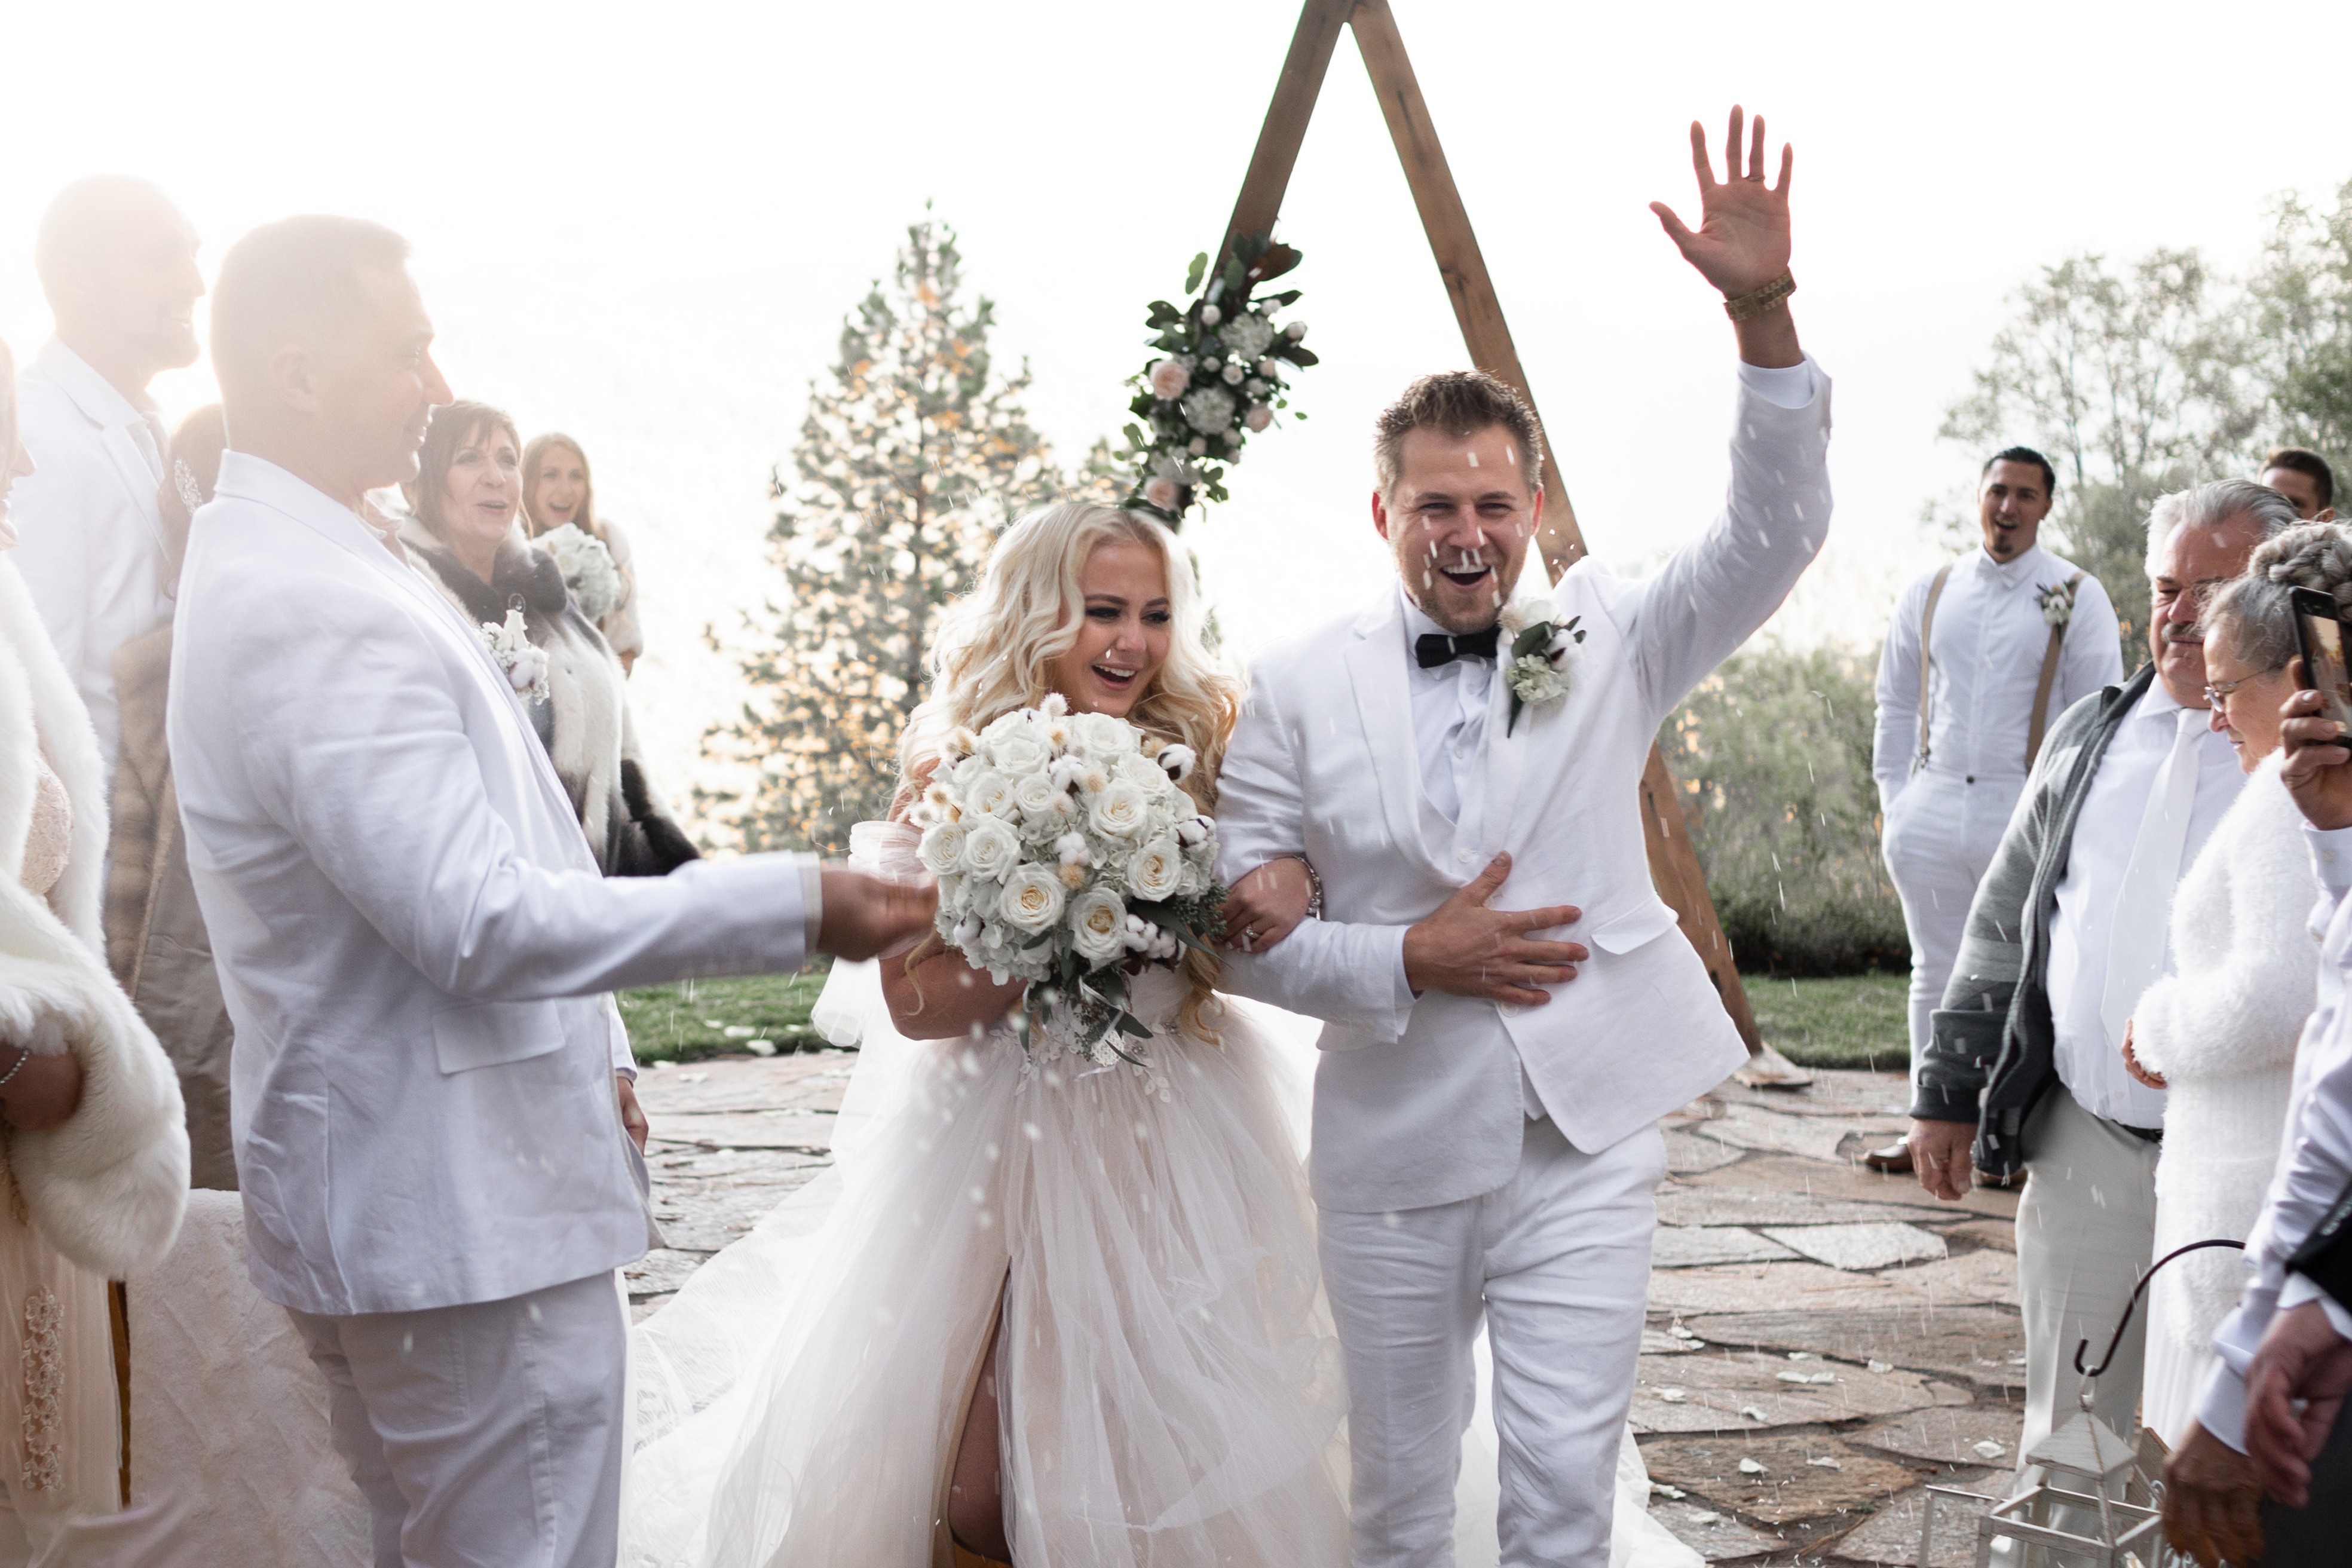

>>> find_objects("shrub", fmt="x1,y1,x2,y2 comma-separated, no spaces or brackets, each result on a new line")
1658,645,1907,976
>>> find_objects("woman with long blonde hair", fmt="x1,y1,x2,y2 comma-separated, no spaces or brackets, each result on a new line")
622,502,1345,1568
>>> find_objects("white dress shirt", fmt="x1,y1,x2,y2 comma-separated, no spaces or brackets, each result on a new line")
2197,823,2352,1449
2045,681,2244,1127
1873,544,2123,805
9,339,174,785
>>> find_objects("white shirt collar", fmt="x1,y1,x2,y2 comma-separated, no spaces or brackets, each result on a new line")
2132,673,2196,723
1971,541,2047,589
33,337,153,430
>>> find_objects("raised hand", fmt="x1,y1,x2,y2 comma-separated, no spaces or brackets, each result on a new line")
1650,105,1793,298
1401,853,1587,1006
2279,681,2352,830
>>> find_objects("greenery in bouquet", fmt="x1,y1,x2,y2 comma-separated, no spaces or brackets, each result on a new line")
1116,233,1316,526
911,696,1227,1062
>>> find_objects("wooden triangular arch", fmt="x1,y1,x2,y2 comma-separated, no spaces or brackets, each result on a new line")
1218,0,1766,1056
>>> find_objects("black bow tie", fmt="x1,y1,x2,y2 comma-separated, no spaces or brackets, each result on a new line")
1416,626,1500,669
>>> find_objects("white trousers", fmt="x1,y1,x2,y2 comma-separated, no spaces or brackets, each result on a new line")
1882,769,2024,1084
2017,1089,2160,1455
289,1271,629,1568
1318,1116,1665,1568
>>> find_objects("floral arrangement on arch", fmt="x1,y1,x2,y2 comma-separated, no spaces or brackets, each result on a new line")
913,695,1227,1062
1117,233,1316,525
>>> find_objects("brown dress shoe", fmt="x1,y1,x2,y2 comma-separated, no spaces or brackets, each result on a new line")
1861,1140,1914,1174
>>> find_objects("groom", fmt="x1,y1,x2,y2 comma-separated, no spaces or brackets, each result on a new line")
170,215,935,1567
1218,108,1830,1565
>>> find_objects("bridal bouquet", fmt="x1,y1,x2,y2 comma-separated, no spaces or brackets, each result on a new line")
912,695,1226,1062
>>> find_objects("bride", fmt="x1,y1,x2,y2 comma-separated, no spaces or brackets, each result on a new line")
626,500,1348,1567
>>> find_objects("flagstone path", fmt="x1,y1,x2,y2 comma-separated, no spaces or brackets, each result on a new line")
632,1053,2022,1565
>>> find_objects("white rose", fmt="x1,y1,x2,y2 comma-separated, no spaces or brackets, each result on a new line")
1070,712,1132,758
961,819,1022,880
985,730,1048,777
1220,362,1245,386
1257,356,1278,378
1125,834,1186,901
1147,358,1192,399
981,709,1029,742
1113,749,1169,789
962,768,1017,818
1244,378,1268,398
918,819,969,875
1284,320,1307,341
1220,313,1275,360
1068,888,1129,964
1244,405,1273,433
1142,475,1180,512
999,864,1068,935
1013,771,1062,820
1188,437,1207,456
1199,304,1222,326
1089,780,1153,840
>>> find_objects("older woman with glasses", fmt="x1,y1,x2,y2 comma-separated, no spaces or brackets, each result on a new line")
2125,520,2352,1448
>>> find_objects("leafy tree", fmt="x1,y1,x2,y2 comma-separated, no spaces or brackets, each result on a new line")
702,217,1068,853
1659,646,1906,976
1940,249,2257,667
2251,178,2352,467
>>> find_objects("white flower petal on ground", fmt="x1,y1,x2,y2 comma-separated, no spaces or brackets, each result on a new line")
999,864,1068,935
1068,889,1128,963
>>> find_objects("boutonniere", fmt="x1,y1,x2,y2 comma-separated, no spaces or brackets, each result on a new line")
2036,580,2076,629
480,600,551,703
1498,599,1585,735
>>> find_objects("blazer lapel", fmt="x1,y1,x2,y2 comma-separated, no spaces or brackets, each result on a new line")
1342,593,1441,872
1472,643,1527,847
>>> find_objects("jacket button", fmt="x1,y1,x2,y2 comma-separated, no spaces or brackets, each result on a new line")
1458,850,1475,865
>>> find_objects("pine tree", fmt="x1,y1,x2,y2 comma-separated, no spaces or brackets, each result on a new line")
705,218,1069,853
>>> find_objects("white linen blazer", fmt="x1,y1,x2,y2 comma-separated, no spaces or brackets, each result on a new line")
1218,368,1833,1214
170,454,811,1316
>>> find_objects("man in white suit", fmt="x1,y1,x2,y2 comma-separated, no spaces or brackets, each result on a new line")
168,216,933,1568
1217,109,1830,1566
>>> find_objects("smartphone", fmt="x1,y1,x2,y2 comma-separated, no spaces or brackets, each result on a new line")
2290,586,2352,738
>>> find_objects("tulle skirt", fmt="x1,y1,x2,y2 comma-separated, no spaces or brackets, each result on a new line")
623,963,1350,1567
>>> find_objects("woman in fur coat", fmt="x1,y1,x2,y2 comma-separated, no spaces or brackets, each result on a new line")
2126,522,2352,1444
399,401,697,878
0,342,189,1549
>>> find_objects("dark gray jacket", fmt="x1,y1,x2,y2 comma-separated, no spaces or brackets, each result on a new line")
1913,664,2155,1178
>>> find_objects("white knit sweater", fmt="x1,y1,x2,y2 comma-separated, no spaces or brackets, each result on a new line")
2130,752,2317,1436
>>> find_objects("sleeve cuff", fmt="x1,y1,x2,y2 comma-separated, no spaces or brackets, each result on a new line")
2308,823,2352,904
2278,1273,2352,1340
797,854,824,955
1736,355,1818,411
605,994,637,1078
1391,925,1416,1010
2197,1359,2252,1453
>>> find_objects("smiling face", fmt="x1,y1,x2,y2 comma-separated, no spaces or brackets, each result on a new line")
530,443,588,531
1374,422,1542,633
2148,514,2268,709
1043,538,1172,717
2201,622,2293,770
305,263,452,493
1978,459,2051,563
59,190,205,382
437,418,523,557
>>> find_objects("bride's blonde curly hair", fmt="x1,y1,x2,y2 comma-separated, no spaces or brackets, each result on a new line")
898,501,1242,1033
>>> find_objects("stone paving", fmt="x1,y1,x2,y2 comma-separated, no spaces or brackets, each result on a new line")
631,1053,2023,1565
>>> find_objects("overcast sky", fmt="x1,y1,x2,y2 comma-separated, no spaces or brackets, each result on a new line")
7,0,2348,811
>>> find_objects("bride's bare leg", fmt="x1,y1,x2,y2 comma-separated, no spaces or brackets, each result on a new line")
947,1322,1010,1561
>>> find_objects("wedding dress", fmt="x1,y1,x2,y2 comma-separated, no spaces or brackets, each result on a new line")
621,822,1695,1568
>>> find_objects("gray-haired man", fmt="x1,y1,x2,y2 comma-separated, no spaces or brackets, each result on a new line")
1907,479,2296,1463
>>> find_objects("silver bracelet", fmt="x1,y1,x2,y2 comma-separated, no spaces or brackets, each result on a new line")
0,1047,32,1091
1284,854,1324,921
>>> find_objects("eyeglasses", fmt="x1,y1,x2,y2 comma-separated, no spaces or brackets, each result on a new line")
2204,666,2285,708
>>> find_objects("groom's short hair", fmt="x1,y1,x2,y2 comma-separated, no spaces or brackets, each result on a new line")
211,215,412,402
1374,371,1546,498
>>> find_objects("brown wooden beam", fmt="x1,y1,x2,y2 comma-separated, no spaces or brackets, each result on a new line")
1346,0,1763,1054
1213,0,1355,277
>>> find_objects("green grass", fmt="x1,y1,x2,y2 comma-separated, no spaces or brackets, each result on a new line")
618,964,1910,1071
1744,969,1910,1071
617,964,835,1063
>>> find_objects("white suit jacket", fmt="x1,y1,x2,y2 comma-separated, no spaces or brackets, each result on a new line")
9,339,174,782
1219,368,1833,1214
170,454,810,1315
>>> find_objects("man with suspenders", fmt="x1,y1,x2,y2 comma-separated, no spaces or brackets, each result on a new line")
1866,447,2123,1172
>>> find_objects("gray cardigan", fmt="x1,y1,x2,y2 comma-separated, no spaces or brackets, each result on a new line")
1914,664,2155,1178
